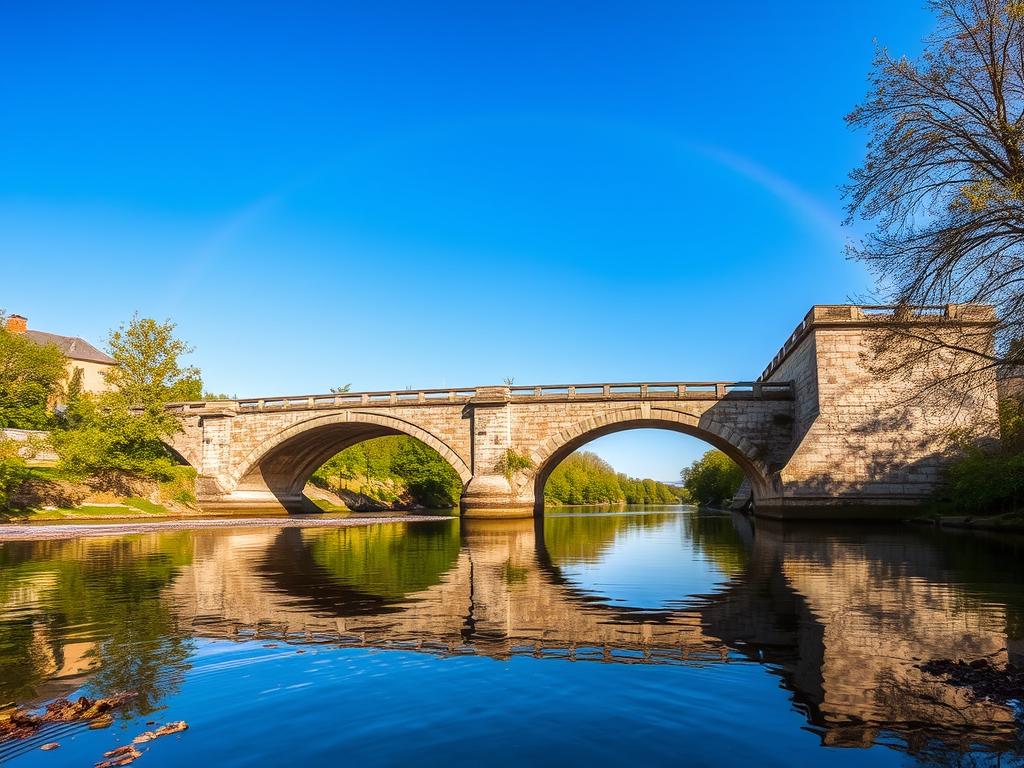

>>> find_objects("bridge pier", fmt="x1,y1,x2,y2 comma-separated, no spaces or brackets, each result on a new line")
460,474,535,518
460,386,536,518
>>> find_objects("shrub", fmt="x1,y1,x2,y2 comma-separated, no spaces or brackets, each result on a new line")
496,448,533,482
681,450,744,507
0,438,31,511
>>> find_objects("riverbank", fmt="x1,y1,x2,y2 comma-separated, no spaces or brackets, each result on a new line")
0,513,451,541
3,465,198,522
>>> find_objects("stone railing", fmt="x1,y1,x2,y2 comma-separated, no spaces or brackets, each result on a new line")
759,303,997,382
165,380,794,415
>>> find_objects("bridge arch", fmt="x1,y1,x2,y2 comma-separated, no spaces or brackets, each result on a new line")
231,411,472,506
520,406,776,505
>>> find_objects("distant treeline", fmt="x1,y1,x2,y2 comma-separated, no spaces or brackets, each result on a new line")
543,451,685,506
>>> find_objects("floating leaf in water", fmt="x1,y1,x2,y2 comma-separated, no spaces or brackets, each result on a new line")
40,742,60,751
133,721,188,744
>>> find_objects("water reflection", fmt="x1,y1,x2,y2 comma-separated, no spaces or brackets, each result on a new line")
1,509,1023,764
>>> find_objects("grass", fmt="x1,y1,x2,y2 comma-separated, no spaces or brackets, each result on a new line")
310,498,350,513
124,497,167,514
23,465,63,481
4,503,174,522
1,465,188,521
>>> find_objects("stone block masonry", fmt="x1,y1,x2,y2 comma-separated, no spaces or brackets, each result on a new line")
168,305,999,520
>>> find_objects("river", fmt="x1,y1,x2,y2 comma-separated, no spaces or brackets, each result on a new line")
1,506,1022,766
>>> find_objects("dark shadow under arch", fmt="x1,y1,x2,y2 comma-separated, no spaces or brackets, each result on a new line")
232,412,472,508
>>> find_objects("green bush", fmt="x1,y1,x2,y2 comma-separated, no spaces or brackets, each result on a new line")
0,438,31,511
942,397,1024,514
52,316,201,484
496,447,533,481
52,395,182,481
681,450,744,507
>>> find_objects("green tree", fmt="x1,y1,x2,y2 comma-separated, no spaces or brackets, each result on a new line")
51,396,183,480
105,315,202,404
52,315,201,481
0,324,66,429
681,450,744,507
392,437,463,508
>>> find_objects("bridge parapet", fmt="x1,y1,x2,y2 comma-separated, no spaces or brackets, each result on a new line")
759,304,997,382
166,380,793,415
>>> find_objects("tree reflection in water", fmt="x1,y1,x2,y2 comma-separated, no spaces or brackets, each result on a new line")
0,535,194,715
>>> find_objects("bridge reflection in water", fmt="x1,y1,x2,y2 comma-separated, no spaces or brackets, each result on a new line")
2,511,1023,761
164,513,1024,753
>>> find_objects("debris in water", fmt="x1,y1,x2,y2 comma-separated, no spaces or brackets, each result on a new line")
40,742,60,750
918,658,1024,703
133,721,188,743
1,694,136,742
89,714,114,730
95,745,141,767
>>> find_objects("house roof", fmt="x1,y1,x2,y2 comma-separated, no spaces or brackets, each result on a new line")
24,330,116,365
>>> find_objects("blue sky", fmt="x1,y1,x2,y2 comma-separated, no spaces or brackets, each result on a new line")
1,1,934,480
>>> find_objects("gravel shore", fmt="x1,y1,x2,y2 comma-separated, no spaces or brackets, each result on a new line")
0,514,451,541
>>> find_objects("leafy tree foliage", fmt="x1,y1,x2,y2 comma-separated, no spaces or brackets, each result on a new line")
52,316,200,482
0,324,66,429
105,315,202,404
0,438,31,511
312,436,463,508
51,395,183,480
681,450,744,507
845,0,1024,363
544,451,682,505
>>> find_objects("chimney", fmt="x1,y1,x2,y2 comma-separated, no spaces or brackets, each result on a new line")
6,315,27,334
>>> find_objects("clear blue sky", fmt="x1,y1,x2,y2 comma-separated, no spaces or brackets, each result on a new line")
1,1,933,481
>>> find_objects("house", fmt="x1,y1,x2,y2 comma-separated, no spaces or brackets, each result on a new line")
5,314,116,394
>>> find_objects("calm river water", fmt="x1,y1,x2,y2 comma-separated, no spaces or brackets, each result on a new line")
1,506,1023,766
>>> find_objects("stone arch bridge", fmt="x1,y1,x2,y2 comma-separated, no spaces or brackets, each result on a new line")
168,305,999,519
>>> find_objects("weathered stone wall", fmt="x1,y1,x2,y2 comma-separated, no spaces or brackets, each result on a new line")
760,306,999,516
170,305,1000,519
173,393,794,514
0,428,58,462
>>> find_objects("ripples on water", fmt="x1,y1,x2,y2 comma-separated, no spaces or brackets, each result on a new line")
1,507,1023,766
